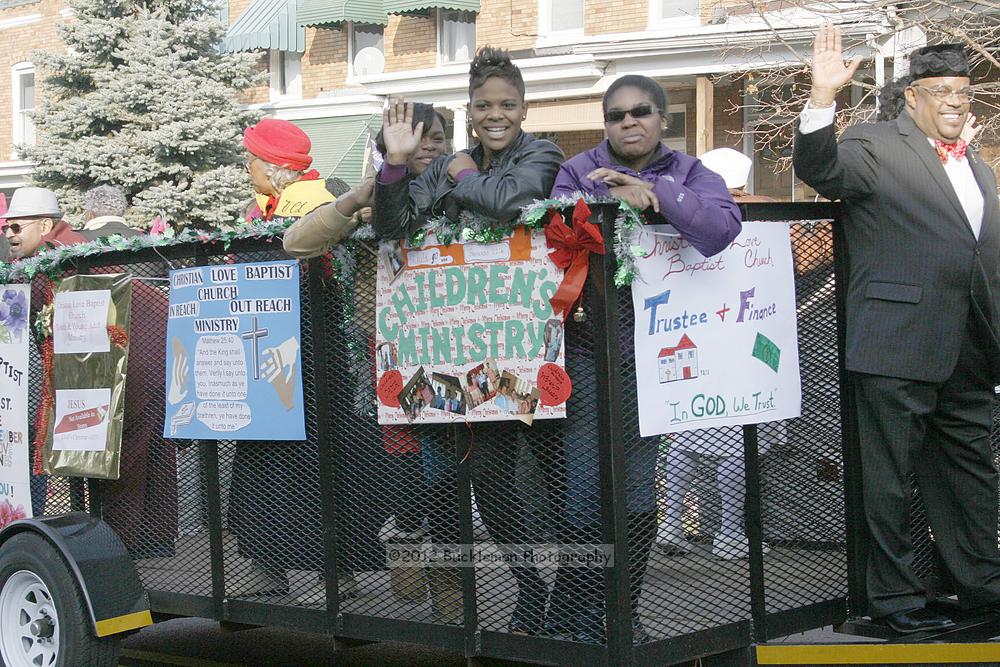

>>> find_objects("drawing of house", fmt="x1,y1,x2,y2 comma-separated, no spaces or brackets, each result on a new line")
658,334,699,383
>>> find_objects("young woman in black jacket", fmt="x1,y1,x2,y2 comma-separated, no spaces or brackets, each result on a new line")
373,47,565,636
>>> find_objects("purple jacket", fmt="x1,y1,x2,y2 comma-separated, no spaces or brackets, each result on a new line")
550,141,742,257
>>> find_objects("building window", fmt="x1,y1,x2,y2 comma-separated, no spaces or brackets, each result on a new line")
649,0,699,26
349,23,385,77
662,104,686,153
11,62,34,152
438,10,475,64
539,0,583,37
269,50,302,101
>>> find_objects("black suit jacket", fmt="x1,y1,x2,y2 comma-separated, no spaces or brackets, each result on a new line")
794,111,1000,383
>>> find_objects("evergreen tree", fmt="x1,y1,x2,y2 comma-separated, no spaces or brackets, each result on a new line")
23,0,262,229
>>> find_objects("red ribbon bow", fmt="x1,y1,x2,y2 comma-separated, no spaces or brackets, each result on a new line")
545,199,605,321
935,139,967,164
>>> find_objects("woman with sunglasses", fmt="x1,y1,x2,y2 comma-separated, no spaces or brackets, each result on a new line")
546,74,742,643
373,47,565,636
552,75,740,251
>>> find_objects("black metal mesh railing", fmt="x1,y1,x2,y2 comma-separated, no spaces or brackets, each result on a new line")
17,204,910,664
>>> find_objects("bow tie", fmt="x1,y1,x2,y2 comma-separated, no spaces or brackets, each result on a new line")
935,139,967,164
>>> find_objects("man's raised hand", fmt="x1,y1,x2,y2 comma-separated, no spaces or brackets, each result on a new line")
811,23,862,107
382,98,424,167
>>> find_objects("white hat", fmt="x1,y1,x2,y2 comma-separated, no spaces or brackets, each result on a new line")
699,148,752,190
5,187,62,219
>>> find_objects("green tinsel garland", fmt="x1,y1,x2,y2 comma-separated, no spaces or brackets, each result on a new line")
0,194,650,288
408,194,649,287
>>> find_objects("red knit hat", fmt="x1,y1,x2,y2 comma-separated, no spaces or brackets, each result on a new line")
243,118,313,171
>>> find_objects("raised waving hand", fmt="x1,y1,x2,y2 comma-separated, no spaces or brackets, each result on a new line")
810,24,862,107
381,98,424,167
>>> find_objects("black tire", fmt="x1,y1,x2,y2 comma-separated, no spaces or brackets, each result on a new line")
0,532,120,667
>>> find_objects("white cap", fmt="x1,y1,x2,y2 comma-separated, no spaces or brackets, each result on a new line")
5,187,61,219
699,148,752,190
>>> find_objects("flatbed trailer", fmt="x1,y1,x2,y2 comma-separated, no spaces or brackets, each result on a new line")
2,203,997,667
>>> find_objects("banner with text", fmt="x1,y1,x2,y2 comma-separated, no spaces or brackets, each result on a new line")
376,227,568,424
164,260,305,440
632,222,801,436
0,286,30,525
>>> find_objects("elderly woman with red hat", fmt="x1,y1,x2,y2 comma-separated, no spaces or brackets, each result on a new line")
228,117,373,597
244,118,341,221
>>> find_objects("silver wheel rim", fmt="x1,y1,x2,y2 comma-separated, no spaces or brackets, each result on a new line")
0,570,59,667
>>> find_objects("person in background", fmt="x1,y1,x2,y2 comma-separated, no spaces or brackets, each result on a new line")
2,187,84,518
655,146,781,562
3,187,84,258
549,73,742,642
0,193,9,262
794,26,1000,634
78,185,142,240
699,147,775,203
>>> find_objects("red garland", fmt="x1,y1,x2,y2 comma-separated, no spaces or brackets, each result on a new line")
32,337,53,475
544,198,606,321
108,324,129,349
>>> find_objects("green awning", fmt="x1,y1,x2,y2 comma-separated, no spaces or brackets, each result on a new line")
294,114,383,183
384,0,478,14
223,0,305,53
298,0,388,27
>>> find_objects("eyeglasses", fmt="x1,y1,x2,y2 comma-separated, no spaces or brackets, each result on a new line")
243,157,257,172
911,84,974,102
604,103,659,124
2,220,39,235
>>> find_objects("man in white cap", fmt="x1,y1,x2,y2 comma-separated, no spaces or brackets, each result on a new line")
2,186,83,259
699,147,774,202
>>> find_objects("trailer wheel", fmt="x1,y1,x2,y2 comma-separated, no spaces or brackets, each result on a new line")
0,532,121,667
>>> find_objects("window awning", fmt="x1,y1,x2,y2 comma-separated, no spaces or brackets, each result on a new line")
293,114,383,183
222,0,305,53
298,0,388,27
383,0,479,14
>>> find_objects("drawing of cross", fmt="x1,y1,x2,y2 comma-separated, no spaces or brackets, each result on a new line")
241,316,269,380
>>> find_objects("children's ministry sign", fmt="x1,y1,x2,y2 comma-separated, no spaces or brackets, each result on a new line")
375,228,568,424
631,221,802,436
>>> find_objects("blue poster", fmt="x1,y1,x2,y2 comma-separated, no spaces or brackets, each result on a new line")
163,260,306,441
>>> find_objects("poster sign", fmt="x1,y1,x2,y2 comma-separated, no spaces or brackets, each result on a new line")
0,285,31,524
53,289,111,354
52,388,111,452
631,221,801,436
375,228,567,424
163,260,306,440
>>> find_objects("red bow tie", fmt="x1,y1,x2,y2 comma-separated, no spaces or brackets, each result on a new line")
935,139,967,163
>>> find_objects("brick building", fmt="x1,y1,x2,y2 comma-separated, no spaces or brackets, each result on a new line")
0,0,973,200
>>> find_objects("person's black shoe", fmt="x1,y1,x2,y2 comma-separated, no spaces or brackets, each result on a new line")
632,619,651,644
879,608,955,634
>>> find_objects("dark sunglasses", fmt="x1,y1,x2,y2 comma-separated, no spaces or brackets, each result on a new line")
2,220,39,235
604,103,659,124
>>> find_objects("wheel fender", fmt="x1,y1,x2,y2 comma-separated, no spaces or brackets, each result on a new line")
0,511,152,637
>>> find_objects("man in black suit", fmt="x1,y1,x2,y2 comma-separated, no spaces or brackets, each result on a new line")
794,25,1000,634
